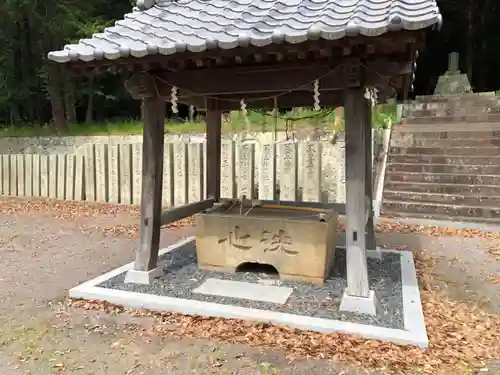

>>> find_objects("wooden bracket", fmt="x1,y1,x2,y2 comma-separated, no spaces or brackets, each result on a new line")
125,73,161,99
344,58,362,88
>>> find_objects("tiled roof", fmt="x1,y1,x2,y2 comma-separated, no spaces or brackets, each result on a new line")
48,0,442,64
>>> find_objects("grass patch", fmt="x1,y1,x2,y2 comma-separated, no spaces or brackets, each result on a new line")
0,105,397,138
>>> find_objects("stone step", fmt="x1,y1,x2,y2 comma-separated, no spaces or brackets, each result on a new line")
390,138,500,148
384,190,500,207
413,92,497,102
401,114,500,125
405,96,499,107
388,154,500,166
405,98,500,109
394,123,500,134
407,107,500,118
386,163,500,175
382,200,500,220
402,104,500,118
385,172,500,185
390,146,500,156
381,208,500,224
384,181,500,196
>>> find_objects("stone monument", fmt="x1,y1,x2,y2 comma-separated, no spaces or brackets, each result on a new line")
433,52,472,95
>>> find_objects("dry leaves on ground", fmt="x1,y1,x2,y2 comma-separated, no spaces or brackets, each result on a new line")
4,198,500,372
377,221,500,240
101,220,194,239
489,247,500,262
0,197,141,219
0,197,193,238
3,197,500,242
487,275,500,284
335,220,500,241
67,250,500,375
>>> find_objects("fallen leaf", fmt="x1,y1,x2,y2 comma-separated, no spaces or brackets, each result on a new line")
487,275,500,284
0,197,193,239
488,248,500,261
8,197,500,374
68,251,500,375
110,339,123,349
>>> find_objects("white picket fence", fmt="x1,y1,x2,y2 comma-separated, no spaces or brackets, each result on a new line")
0,134,382,206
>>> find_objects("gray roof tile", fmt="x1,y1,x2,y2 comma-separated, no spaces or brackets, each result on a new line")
48,0,441,63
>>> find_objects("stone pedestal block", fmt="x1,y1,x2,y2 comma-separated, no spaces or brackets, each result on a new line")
194,206,337,285
433,72,472,95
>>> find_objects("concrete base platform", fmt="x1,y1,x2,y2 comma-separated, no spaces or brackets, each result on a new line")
69,236,428,348
124,267,163,285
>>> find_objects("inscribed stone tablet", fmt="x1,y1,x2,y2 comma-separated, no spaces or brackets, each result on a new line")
302,142,322,202
188,143,203,203
108,144,119,203
119,144,132,204
162,143,174,207
66,155,75,200
278,142,298,201
173,142,188,206
94,144,107,202
237,143,255,199
56,154,66,199
448,52,459,72
1,155,9,195
48,155,57,198
74,154,84,201
220,140,235,199
9,155,17,196
24,154,33,197
32,154,40,197
258,143,276,200
40,155,49,197
16,155,25,197
84,144,96,201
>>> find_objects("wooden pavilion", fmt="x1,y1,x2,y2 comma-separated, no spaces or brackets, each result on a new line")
48,0,441,315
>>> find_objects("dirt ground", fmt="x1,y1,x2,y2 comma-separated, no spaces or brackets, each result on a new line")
0,205,499,375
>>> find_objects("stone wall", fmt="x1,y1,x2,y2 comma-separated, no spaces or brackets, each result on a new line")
0,131,384,205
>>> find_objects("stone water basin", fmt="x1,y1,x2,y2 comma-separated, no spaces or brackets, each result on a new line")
194,204,337,284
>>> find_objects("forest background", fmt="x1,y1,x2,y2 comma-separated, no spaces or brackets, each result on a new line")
0,0,497,136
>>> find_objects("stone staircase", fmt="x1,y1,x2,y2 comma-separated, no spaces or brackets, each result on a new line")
382,93,500,223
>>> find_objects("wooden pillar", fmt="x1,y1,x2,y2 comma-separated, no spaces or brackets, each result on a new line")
135,97,165,272
206,99,222,201
364,103,377,250
343,88,370,299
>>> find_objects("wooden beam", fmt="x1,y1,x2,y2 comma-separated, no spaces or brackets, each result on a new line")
181,91,347,111
124,58,411,98
344,87,370,298
135,97,165,272
66,32,421,73
206,99,222,201
179,87,393,115
161,199,215,226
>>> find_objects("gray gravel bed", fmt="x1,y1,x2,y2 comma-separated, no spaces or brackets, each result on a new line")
98,242,404,329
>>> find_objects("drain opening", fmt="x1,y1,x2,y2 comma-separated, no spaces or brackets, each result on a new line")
236,262,279,277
